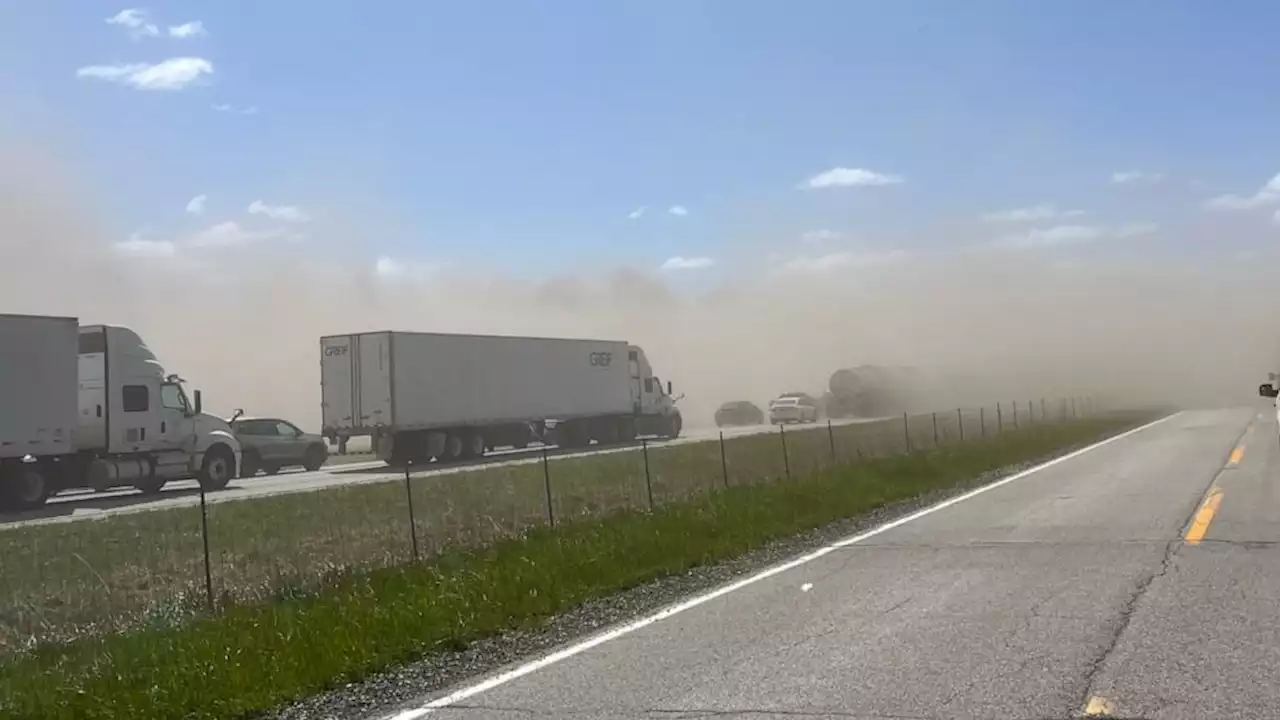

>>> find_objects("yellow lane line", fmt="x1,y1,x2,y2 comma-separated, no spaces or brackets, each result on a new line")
1083,695,1115,716
1185,487,1224,545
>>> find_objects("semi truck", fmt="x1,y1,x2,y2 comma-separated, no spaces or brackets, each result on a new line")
0,314,242,511
320,331,684,465
823,364,933,418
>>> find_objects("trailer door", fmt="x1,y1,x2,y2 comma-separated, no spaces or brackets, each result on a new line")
357,332,394,429
320,335,356,431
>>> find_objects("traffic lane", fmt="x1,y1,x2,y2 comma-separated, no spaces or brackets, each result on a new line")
1083,406,1280,720
0,418,882,529
413,410,1235,720
863,407,1252,546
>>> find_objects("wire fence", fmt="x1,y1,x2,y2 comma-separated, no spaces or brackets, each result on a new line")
0,396,1098,655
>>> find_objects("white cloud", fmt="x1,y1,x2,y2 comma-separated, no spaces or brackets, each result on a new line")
668,205,689,217
114,233,176,258
778,249,909,273
212,103,259,115
801,167,903,189
626,206,646,220
248,200,311,223
76,57,214,91
185,194,207,215
1110,170,1164,185
188,221,294,248
800,229,842,243
983,204,1085,223
374,256,450,280
1204,172,1280,211
168,21,206,38
991,225,1104,249
660,256,714,270
106,8,159,39
989,222,1157,250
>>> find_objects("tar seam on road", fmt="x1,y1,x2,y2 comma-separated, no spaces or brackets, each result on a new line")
382,412,1183,720
1183,418,1252,546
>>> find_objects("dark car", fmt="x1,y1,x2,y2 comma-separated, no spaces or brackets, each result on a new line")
715,400,766,427
228,416,329,477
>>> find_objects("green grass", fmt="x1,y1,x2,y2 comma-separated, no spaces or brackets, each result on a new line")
0,410,1152,720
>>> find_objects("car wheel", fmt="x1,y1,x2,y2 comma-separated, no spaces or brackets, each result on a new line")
303,445,327,472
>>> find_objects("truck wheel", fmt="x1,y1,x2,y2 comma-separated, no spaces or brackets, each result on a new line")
199,445,235,492
461,433,485,460
134,476,166,495
240,451,260,478
440,433,464,463
593,420,620,446
2,466,50,511
303,445,327,472
665,414,683,439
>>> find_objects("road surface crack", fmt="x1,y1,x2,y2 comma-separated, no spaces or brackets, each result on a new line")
1072,539,1178,714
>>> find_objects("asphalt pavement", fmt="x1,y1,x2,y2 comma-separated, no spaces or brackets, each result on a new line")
0,419,876,529
384,406,1280,720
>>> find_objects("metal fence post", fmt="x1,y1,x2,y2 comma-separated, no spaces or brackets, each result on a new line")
1028,399,1034,424
997,402,1003,432
1041,397,1047,422
980,406,986,437
541,447,555,527
958,408,964,442
903,411,911,451
1013,401,1019,429
199,487,214,613
827,419,836,464
642,439,654,510
932,411,939,446
404,461,420,562
719,431,729,489
779,424,791,480
1072,397,1077,418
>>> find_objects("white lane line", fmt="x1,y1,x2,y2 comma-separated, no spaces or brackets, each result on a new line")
384,411,1182,719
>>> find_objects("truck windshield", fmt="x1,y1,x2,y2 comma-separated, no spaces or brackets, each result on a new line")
652,376,665,395
161,382,192,413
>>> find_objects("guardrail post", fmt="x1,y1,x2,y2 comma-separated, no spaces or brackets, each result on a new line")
404,460,421,561
542,448,555,527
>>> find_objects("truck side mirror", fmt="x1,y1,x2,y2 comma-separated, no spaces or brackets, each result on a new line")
193,389,203,414
667,380,673,395
1259,383,1278,399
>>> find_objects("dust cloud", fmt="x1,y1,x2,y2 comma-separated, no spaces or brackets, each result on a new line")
3,142,1277,430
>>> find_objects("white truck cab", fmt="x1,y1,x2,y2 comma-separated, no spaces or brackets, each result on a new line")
75,325,241,494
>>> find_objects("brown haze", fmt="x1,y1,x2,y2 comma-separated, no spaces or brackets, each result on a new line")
3,140,1278,430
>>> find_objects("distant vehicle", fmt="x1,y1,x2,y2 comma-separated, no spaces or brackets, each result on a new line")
320,331,684,466
769,392,820,424
714,400,765,427
229,415,329,477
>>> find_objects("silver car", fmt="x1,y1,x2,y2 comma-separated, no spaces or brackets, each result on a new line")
769,393,820,424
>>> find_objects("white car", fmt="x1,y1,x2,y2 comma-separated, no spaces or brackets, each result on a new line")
769,393,820,424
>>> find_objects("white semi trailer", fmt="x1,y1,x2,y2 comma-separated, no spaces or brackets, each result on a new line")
0,314,242,511
320,331,684,465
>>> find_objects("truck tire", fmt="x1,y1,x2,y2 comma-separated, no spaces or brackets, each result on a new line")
618,417,637,443
461,432,485,460
303,444,327,472
665,414,683,439
593,420,620,446
440,432,464,463
1,465,50,512
199,445,236,492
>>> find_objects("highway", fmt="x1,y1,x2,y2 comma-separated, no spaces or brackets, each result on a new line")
385,406,1280,720
0,418,880,529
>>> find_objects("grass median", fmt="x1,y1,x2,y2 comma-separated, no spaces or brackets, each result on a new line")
0,411,1153,720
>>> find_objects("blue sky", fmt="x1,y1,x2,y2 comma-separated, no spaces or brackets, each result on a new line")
5,1,1280,278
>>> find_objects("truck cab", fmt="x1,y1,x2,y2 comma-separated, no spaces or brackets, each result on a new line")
628,345,683,437
76,325,241,493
